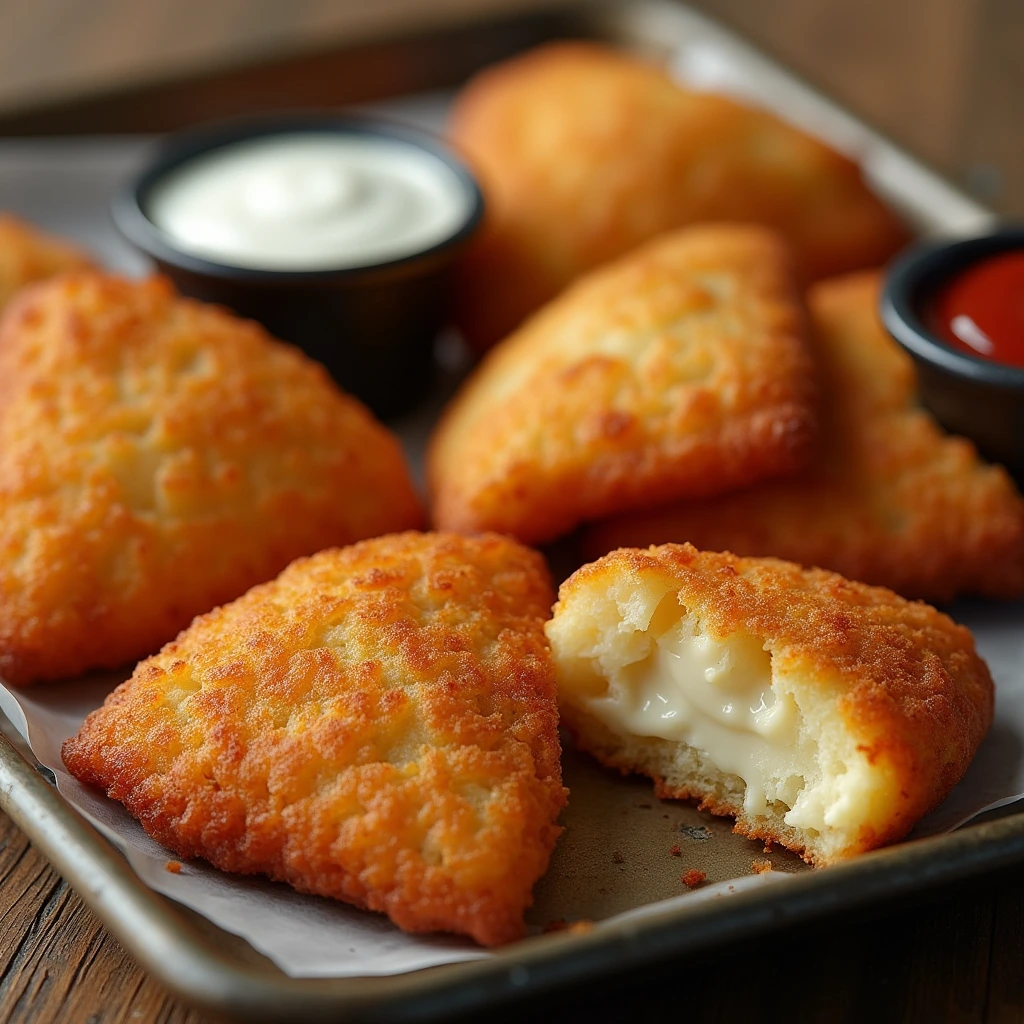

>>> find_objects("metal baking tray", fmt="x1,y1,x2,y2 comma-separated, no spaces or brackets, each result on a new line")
0,1,1019,1020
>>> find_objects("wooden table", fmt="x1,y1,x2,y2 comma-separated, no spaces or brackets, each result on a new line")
1,807,1022,1022
1,1,1023,1020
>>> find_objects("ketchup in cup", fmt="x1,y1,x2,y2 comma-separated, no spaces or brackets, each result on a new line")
929,250,1024,370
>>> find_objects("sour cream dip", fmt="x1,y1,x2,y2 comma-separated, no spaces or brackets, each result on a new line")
145,132,475,271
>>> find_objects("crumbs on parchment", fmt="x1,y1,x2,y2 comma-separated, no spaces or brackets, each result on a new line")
681,869,706,889
165,860,182,874
679,825,711,842
669,844,682,857
752,859,773,874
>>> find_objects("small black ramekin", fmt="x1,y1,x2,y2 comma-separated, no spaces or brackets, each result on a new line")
113,113,484,419
880,228,1024,483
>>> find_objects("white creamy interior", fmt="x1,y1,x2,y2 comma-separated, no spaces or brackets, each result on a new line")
576,603,877,835
147,133,472,270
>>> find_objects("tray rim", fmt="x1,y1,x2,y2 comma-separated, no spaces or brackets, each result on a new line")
0,1,1017,1020
3,729,1024,1023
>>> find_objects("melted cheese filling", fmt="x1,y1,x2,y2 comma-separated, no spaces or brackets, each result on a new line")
578,616,875,834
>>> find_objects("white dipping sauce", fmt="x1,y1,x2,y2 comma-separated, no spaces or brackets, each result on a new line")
146,133,473,271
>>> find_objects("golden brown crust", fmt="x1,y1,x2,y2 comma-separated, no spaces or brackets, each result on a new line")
62,532,566,946
555,543,993,862
0,214,94,312
586,272,1024,602
0,273,423,686
428,225,816,544
450,42,909,350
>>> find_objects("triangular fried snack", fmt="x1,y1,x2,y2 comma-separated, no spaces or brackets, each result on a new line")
63,532,566,946
429,224,817,545
547,543,993,865
586,271,1024,602
449,42,909,351
0,274,422,685
0,213,94,311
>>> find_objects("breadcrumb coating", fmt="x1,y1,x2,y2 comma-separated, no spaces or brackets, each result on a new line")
429,225,816,544
547,543,993,865
586,271,1024,602
0,214,93,312
450,42,909,350
0,273,422,685
63,532,566,946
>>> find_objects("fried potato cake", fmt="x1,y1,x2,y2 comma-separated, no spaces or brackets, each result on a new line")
546,543,992,865
0,273,423,686
428,224,816,545
450,42,909,350
0,214,94,312
63,531,567,946
586,271,1024,602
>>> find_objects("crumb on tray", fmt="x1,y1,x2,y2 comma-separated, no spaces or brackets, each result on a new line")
544,918,594,936
679,825,711,842
681,869,707,889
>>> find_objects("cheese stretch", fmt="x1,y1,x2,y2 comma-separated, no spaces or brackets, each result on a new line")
571,611,879,834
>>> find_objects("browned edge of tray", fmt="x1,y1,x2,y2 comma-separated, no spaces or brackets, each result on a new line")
0,0,1018,1021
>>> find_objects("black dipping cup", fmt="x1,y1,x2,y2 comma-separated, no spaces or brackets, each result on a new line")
112,115,484,419
881,228,1024,484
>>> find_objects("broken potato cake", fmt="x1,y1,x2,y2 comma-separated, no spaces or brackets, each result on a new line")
0,273,422,686
429,224,817,544
63,532,566,946
547,543,993,866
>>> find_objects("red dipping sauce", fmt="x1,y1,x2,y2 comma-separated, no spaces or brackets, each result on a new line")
929,250,1024,369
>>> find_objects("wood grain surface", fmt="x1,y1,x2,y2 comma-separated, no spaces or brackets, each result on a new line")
3,804,1023,1023
1,2,1024,1022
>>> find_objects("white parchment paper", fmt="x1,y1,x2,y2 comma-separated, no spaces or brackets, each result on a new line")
0,599,1021,976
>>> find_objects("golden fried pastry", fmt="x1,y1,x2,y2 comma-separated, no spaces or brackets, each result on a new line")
0,213,94,312
429,225,816,544
63,531,566,946
547,543,992,865
0,273,422,686
450,42,909,350
587,271,1024,602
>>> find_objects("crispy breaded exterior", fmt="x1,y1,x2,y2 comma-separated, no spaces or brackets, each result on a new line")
0,214,93,312
547,544,992,865
428,225,816,545
450,42,909,350
586,272,1024,602
0,274,422,686
62,532,567,946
